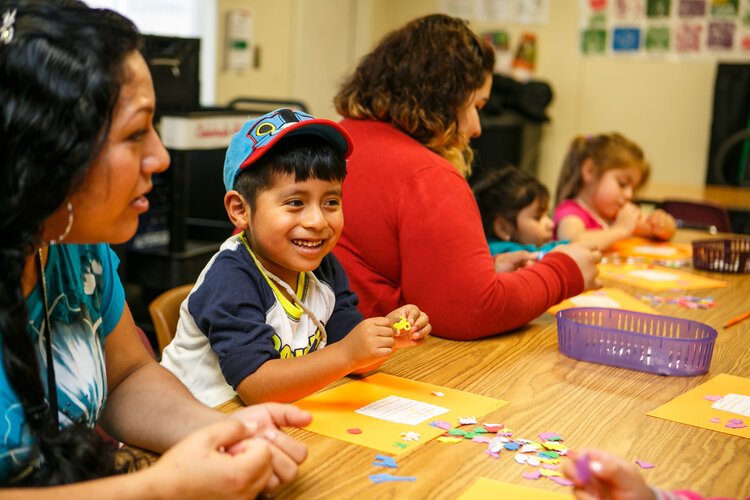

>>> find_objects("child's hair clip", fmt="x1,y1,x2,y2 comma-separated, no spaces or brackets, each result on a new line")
392,316,411,333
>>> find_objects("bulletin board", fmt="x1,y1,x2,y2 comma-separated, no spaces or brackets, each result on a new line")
580,0,750,58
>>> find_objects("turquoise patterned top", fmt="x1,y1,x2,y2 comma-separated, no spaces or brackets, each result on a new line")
0,244,125,483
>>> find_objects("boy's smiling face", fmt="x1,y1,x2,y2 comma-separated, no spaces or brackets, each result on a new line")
246,172,344,288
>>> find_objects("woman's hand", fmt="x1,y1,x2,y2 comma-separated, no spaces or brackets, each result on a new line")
563,448,654,500
550,242,602,292
150,418,273,499
493,250,537,273
230,403,310,492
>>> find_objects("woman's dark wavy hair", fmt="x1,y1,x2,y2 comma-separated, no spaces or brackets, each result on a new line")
472,166,550,240
0,0,142,485
234,135,348,211
334,13,494,177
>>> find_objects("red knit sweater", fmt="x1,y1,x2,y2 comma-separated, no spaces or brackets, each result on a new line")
333,119,584,340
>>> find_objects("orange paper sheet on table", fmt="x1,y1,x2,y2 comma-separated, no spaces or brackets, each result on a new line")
294,373,508,454
599,262,727,291
458,478,573,499
548,288,658,315
609,237,692,260
647,374,750,439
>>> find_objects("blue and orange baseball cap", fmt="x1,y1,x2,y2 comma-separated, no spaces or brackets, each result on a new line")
223,108,354,191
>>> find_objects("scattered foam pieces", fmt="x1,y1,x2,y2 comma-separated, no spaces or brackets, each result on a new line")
710,417,721,423
448,428,467,437
526,456,541,467
393,442,407,449
538,432,563,442
539,469,562,477
522,470,542,480
704,395,723,402
472,436,492,444
429,420,452,430
372,455,397,468
458,416,477,425
437,436,462,444
542,442,565,452
483,423,504,432
503,442,521,451
347,428,362,434
636,459,655,469
520,444,539,453
726,419,747,429
400,431,421,442
541,464,559,470
549,476,575,486
487,437,504,454
369,473,416,484
431,391,445,397
638,294,715,310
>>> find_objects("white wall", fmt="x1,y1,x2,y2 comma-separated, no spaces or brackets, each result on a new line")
215,0,720,191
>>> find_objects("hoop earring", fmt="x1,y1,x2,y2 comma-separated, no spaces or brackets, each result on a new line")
51,200,74,244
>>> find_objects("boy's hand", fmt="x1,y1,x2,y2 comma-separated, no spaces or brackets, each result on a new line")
386,305,432,347
341,317,399,369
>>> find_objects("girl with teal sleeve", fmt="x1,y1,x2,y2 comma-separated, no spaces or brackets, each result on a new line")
473,166,567,259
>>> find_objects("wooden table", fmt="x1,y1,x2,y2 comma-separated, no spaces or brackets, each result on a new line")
638,182,750,211
219,230,750,499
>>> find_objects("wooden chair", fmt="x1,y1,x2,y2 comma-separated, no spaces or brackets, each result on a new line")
148,284,194,354
660,199,733,234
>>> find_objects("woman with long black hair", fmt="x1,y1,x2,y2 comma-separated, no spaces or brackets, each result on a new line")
0,1,309,495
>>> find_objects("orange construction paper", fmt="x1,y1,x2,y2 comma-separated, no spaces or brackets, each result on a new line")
294,373,508,454
609,237,692,261
647,374,750,439
547,288,658,315
599,262,727,291
458,478,573,499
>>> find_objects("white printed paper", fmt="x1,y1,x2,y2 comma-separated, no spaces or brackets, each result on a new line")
570,295,623,308
629,270,680,281
711,393,750,417
355,396,449,425
632,245,678,256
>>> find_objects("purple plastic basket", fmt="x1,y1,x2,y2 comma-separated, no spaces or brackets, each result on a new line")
556,308,717,376
692,238,750,273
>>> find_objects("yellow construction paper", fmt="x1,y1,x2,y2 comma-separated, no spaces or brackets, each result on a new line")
609,237,692,261
294,373,508,454
647,374,750,439
548,288,658,315
457,478,573,500
599,262,727,291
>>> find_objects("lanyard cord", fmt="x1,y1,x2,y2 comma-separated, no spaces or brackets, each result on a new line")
36,248,59,429
239,233,328,347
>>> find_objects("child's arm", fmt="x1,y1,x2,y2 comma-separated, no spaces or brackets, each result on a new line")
563,448,655,500
557,203,641,250
634,209,676,240
235,317,398,404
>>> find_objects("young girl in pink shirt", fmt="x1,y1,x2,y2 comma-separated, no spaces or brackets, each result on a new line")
554,133,676,250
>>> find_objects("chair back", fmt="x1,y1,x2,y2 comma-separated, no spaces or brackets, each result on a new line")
661,199,732,234
148,284,194,354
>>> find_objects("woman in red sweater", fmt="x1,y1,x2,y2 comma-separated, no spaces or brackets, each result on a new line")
332,14,601,340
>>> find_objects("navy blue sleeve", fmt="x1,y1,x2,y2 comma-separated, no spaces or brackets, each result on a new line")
315,253,364,344
187,250,280,389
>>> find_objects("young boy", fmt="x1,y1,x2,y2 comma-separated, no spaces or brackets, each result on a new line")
161,108,431,407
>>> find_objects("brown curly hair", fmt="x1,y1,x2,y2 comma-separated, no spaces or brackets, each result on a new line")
555,132,651,206
334,14,494,176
